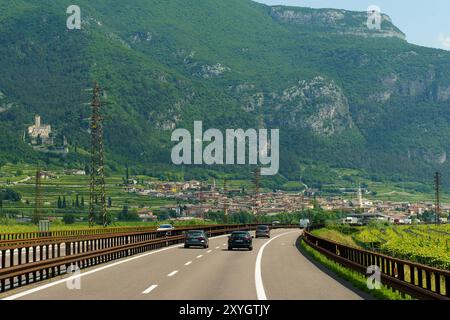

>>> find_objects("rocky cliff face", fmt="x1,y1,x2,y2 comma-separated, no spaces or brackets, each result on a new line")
0,91,16,114
270,6,406,40
237,77,354,137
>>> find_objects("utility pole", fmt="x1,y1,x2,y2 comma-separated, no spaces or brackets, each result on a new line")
89,82,108,227
301,192,305,213
435,172,441,225
33,163,43,224
252,167,261,219
199,181,205,220
223,178,229,217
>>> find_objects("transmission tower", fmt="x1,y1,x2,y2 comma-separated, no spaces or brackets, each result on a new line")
435,172,441,225
89,82,108,227
33,164,43,224
252,167,261,217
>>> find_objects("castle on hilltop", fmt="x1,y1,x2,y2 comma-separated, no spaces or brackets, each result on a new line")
27,115,53,145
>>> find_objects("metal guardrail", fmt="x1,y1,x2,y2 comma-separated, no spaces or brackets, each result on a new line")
302,231,450,300
0,223,297,293
0,226,160,241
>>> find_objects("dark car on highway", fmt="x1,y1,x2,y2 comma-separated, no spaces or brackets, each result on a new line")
184,230,209,248
228,231,253,251
255,225,270,238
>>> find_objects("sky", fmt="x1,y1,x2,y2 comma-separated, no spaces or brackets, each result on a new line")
254,0,450,51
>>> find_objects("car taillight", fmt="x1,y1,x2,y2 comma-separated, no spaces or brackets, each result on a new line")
198,237,205,241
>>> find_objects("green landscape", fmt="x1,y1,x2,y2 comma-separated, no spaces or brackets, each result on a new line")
2,0,450,190
311,223,450,269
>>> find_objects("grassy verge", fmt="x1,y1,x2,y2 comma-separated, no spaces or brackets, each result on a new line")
298,238,412,300
311,228,360,247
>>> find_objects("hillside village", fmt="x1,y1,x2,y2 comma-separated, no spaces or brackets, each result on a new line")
126,180,449,224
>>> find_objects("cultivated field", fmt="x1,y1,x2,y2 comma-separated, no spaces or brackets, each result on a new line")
312,224,450,270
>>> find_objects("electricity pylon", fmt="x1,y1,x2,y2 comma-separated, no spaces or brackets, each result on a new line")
89,82,108,227
33,163,43,224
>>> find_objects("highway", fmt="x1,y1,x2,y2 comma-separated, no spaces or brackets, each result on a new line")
2,229,367,300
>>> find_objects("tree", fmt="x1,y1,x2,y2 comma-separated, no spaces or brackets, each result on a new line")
62,196,67,208
81,196,85,207
118,202,139,221
75,194,79,207
121,203,128,216
169,209,177,218
157,212,169,221
63,213,75,224
107,196,112,208
57,196,62,209
0,188,21,202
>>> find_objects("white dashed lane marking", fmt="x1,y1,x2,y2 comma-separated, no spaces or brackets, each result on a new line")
142,284,158,294
167,270,178,277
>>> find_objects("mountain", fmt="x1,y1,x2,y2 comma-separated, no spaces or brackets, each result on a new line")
1,0,450,187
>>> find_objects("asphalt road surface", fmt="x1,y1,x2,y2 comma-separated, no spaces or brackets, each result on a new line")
2,229,367,300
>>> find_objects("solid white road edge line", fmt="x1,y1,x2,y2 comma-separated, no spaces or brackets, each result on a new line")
2,234,230,300
255,230,298,300
142,284,158,294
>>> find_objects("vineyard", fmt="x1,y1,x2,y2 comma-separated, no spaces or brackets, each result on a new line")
312,224,450,270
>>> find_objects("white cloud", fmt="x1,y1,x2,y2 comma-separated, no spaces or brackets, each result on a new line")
437,33,450,49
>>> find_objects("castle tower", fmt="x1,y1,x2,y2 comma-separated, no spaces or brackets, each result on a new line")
358,185,363,209
35,115,41,128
